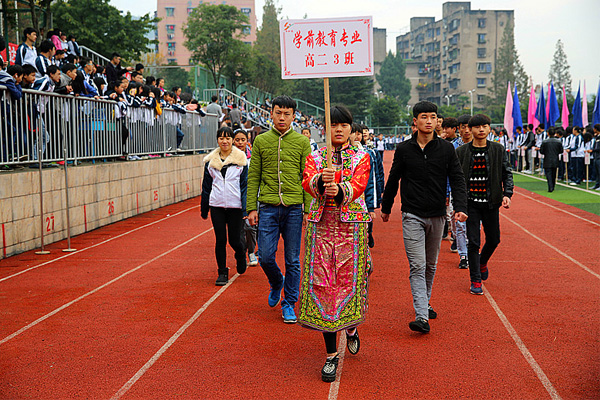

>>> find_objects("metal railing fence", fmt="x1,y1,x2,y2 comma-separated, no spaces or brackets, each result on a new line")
1,87,219,166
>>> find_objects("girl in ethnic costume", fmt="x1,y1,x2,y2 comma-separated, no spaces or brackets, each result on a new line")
298,106,372,382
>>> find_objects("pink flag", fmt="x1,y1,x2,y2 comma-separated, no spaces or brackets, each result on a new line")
546,82,551,120
504,82,514,140
561,85,569,129
527,85,537,126
582,81,589,127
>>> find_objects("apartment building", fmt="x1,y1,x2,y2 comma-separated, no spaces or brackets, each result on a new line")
156,0,257,65
396,2,513,108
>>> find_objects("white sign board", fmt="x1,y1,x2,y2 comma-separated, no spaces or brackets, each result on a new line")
280,16,374,79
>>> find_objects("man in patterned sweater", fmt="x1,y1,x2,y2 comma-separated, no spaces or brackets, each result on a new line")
456,114,514,295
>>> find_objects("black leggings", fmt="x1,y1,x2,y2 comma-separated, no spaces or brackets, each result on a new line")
323,332,337,354
210,207,245,273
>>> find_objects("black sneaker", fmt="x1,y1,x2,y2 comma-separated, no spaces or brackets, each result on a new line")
409,317,430,333
215,273,228,286
450,239,458,253
428,305,437,320
458,257,468,269
321,355,339,382
346,329,360,355
368,232,375,248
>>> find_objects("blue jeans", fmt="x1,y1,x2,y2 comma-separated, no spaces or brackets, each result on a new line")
257,203,303,308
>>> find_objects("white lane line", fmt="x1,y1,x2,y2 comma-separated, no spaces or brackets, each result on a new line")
514,190,600,228
484,286,562,400
327,333,347,400
110,274,239,400
501,213,600,280
515,172,600,196
0,227,212,346
0,204,200,284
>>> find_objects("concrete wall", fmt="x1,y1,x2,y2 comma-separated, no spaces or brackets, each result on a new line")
0,156,204,259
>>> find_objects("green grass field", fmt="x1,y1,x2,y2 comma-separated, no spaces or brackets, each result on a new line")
513,173,600,216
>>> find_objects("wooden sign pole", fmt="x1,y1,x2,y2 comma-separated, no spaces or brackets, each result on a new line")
324,77,332,168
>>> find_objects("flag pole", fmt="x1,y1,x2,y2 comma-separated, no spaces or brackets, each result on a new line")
324,77,332,168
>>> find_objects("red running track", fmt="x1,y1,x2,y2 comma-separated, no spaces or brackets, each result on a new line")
0,151,598,399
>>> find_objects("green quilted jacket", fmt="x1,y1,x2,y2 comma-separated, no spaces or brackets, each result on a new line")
247,127,312,212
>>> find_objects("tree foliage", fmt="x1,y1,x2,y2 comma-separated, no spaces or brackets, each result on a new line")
254,0,281,67
222,41,253,94
184,4,249,88
51,0,158,61
376,51,411,105
490,20,529,107
548,39,572,96
370,96,402,126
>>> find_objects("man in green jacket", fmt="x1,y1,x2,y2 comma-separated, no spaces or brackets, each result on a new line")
247,95,311,324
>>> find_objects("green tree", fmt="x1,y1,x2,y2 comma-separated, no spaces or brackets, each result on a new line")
490,20,529,107
376,51,411,105
548,39,572,96
52,0,157,61
159,63,192,91
183,4,249,88
254,0,281,67
222,41,253,94
370,96,402,126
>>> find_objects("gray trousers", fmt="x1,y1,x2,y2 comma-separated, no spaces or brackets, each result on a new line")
402,212,445,320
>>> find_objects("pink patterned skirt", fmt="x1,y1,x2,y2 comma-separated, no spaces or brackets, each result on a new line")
298,206,371,333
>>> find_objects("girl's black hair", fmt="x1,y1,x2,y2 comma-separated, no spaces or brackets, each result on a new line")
93,77,105,91
330,105,353,125
150,86,162,100
351,122,361,133
217,126,234,139
127,81,140,93
139,85,151,97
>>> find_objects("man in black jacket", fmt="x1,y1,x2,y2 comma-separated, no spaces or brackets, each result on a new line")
456,114,513,295
381,101,468,334
540,128,563,192
105,52,132,85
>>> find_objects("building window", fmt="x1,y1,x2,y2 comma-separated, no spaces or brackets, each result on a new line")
449,19,460,31
167,42,176,50
165,7,174,16
477,62,492,73
478,18,486,28
166,25,175,34
478,33,487,44
449,34,459,45
240,7,251,16
477,48,486,58
187,7,193,14
477,78,486,87
436,27,441,36
477,94,485,102
449,78,460,89
167,58,177,64
242,26,251,35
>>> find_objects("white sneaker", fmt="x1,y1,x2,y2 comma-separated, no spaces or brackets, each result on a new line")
248,253,258,266
569,182,578,186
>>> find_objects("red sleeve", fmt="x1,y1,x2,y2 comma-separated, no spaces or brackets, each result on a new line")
339,153,371,205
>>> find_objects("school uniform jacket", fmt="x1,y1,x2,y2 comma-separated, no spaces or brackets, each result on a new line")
201,147,248,219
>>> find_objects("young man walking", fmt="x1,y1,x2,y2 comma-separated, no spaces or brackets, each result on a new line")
540,128,563,192
456,114,513,295
381,101,468,334
247,95,311,324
